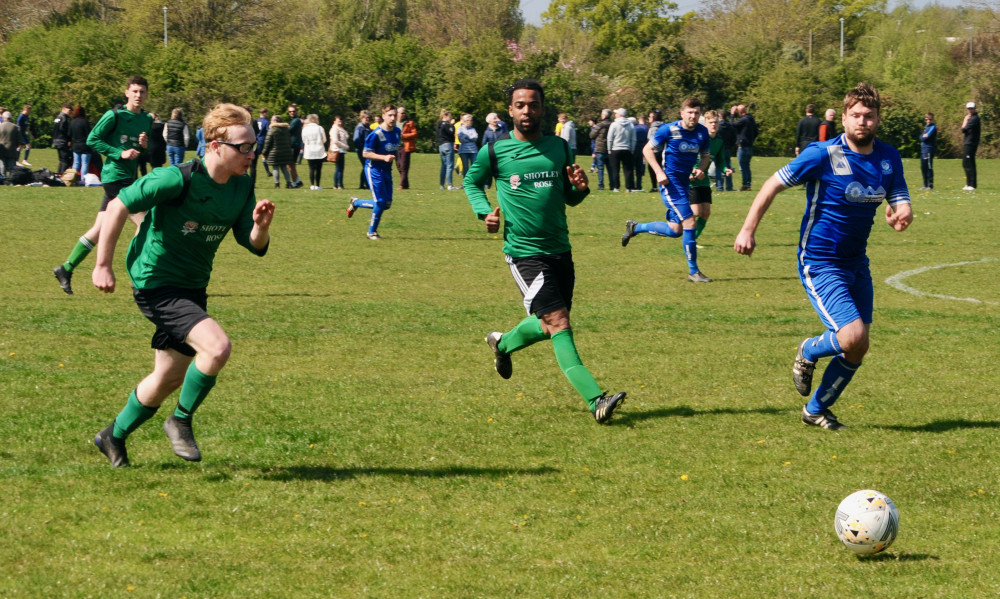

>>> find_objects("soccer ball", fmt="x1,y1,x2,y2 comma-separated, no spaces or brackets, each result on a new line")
834,489,899,555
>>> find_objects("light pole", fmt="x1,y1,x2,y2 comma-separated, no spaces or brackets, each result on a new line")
163,6,168,47
840,18,845,60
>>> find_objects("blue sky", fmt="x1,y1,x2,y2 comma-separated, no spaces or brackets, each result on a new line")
519,0,966,27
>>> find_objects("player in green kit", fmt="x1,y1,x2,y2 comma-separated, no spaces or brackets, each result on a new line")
91,104,275,467
465,79,626,424
688,110,732,240
53,75,153,294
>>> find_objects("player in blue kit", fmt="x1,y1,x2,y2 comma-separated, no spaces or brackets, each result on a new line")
734,83,913,430
347,104,400,240
621,98,713,282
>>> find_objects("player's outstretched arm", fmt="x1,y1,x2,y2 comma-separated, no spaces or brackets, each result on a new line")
734,173,787,257
250,199,275,251
885,201,913,232
92,198,130,293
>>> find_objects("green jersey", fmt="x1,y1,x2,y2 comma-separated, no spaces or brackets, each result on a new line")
118,160,265,290
691,136,729,189
86,107,153,183
465,135,588,257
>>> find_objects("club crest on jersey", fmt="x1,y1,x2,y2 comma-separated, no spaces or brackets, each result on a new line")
120,134,129,144
670,125,682,139
181,221,199,235
880,160,892,175
844,181,886,203
510,174,521,190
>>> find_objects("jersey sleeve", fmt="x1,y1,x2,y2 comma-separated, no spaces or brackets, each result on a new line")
363,130,378,154
776,144,825,188
698,125,711,154
885,148,910,206
117,166,185,212
464,145,493,217
86,110,119,159
232,186,268,256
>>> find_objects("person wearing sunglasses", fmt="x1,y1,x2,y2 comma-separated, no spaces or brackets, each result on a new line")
90,103,275,468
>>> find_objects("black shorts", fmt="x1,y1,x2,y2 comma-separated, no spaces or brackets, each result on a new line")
688,185,712,205
505,252,575,316
100,178,137,211
133,286,210,356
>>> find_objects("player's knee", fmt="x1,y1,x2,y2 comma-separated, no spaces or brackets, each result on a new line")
837,327,869,358
201,335,232,367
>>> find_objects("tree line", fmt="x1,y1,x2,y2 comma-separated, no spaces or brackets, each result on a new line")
0,0,995,158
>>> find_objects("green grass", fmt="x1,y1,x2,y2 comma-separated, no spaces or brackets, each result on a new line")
2,149,999,597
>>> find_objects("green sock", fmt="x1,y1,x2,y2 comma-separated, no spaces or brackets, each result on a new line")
550,329,603,410
694,217,707,239
112,389,158,439
173,362,217,419
63,236,95,272
498,315,549,354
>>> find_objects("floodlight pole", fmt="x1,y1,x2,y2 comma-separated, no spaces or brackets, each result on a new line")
163,6,168,47
840,18,845,60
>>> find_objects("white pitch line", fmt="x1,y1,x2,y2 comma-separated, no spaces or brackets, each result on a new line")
885,258,998,305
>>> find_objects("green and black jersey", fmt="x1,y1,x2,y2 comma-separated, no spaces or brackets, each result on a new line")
465,134,588,258
86,107,153,184
691,136,730,189
118,160,265,290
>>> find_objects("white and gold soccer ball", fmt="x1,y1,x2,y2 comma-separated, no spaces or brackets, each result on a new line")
834,489,900,555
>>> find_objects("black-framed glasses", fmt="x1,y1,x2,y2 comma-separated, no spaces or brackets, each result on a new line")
215,140,256,154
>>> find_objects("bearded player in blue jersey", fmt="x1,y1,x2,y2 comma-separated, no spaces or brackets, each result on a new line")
734,83,913,430
347,104,400,240
621,98,713,283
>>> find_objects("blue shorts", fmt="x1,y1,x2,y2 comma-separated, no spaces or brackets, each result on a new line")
365,165,393,208
799,261,873,331
659,177,693,222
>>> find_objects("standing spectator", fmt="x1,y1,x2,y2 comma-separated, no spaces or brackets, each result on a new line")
795,103,821,156
558,113,577,158
919,112,937,190
632,115,648,191
301,113,328,190
818,108,837,141
53,75,152,295
346,104,400,240
494,115,509,137
961,101,980,191
586,118,597,172
607,108,635,192
90,103,274,468
286,104,304,188
256,108,271,178
16,104,31,166
262,114,293,188
397,106,417,190
623,97,713,282
457,113,479,180
590,109,611,190
716,109,736,191
733,104,758,191
328,115,349,190
482,113,505,146
647,109,665,191
68,105,92,178
195,126,205,158
436,109,457,190
53,103,73,175
138,112,167,176
353,110,371,190
0,111,18,177
164,108,191,166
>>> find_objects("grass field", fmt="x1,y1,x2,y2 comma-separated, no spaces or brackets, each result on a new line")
2,149,998,597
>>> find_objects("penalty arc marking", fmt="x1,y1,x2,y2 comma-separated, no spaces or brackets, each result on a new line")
885,258,998,305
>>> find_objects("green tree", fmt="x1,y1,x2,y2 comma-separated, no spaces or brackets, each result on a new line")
543,0,679,54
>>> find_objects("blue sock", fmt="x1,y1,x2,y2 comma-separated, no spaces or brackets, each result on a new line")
806,356,861,414
634,221,681,238
353,198,375,210
802,330,842,362
682,228,698,274
368,203,384,234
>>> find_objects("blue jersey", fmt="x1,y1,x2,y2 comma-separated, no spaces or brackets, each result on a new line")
920,123,936,153
650,120,710,178
364,126,401,174
777,134,910,266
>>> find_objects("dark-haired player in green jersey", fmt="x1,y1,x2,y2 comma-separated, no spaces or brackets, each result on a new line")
91,103,275,467
54,75,153,294
465,78,626,424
